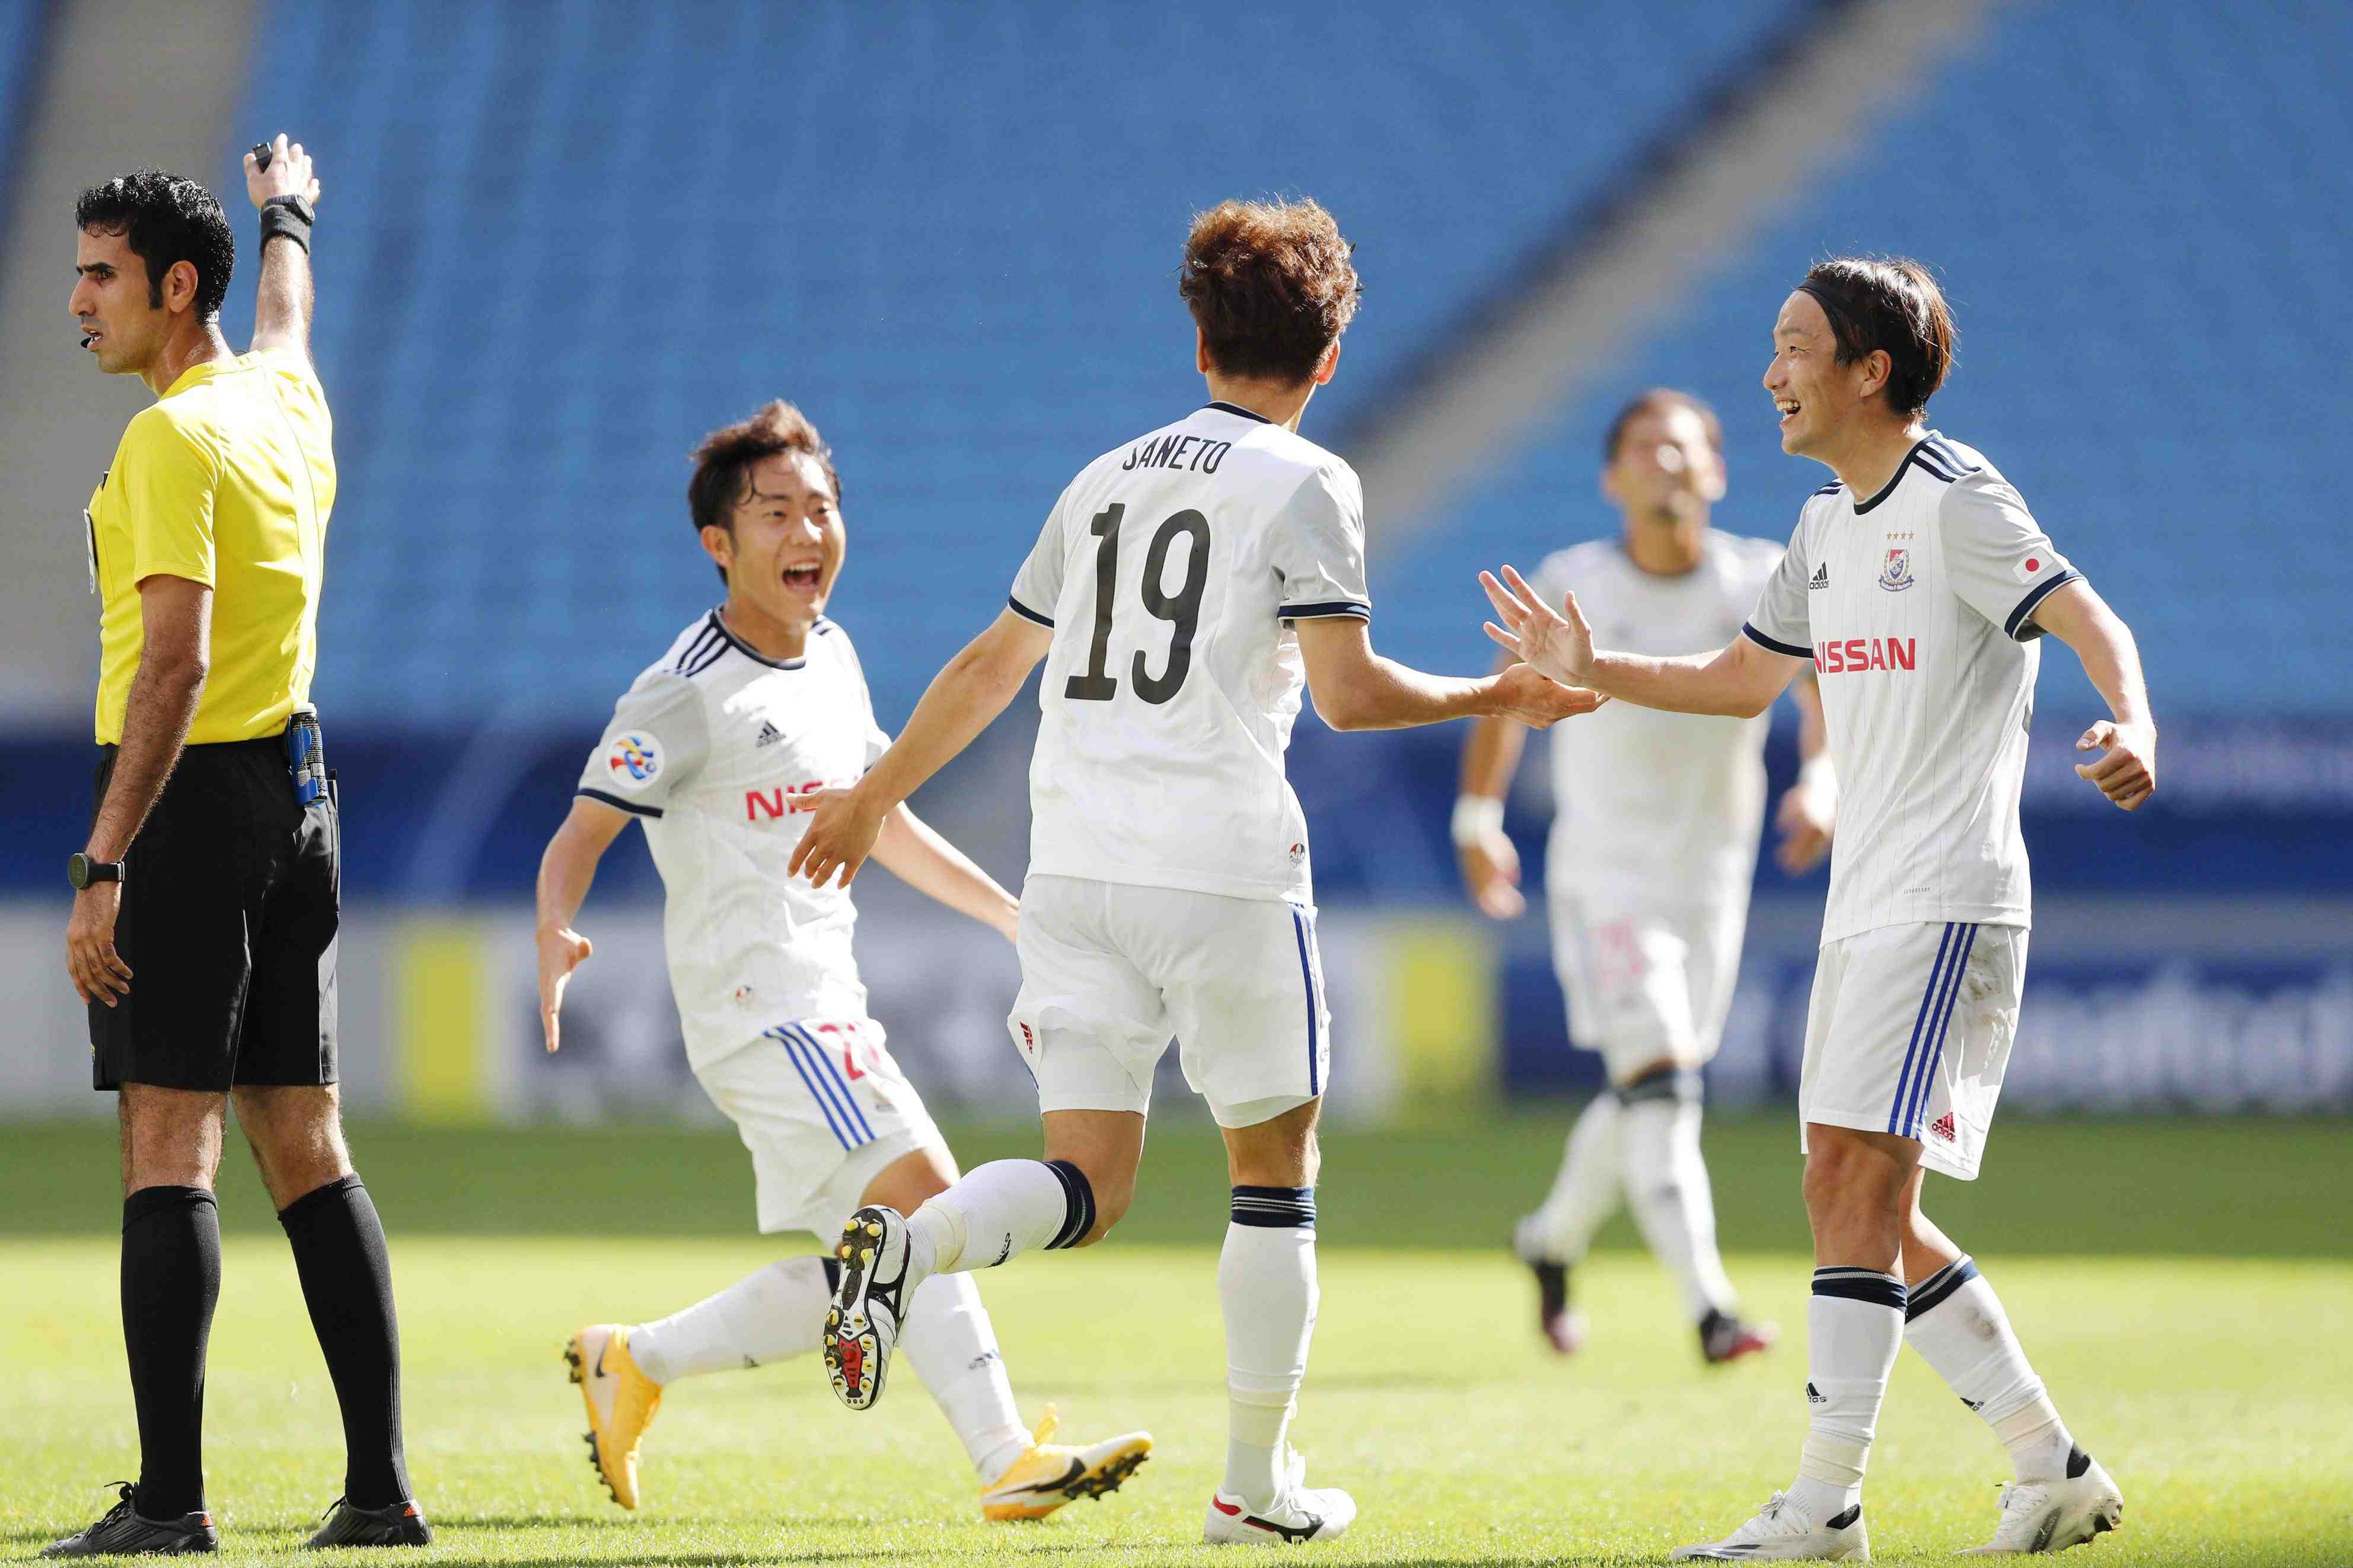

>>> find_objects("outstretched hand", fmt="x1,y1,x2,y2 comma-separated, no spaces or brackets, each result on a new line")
1489,662,1607,728
1481,566,1595,689
536,925,592,1052
789,785,889,888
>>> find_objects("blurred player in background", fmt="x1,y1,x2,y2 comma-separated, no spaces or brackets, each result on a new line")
1455,388,1832,1366
789,198,1598,1547
1483,257,2148,1560
533,401,1149,1522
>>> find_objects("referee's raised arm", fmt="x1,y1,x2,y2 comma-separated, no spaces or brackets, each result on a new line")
244,132,318,356
46,141,431,1557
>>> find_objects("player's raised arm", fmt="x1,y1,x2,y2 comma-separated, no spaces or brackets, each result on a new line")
244,133,318,357
2023,579,2157,810
533,797,630,1051
792,608,1053,888
1295,615,1603,733
1482,564,1802,719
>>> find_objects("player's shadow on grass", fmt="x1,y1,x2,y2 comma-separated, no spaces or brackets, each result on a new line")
1034,1370,1470,1395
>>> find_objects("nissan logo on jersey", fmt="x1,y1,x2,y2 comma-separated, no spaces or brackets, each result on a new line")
745,780,853,820
1815,636,1917,674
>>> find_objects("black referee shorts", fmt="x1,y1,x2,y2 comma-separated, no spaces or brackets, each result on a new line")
90,727,340,1093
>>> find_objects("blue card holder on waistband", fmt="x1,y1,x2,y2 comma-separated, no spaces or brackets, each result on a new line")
285,709,327,807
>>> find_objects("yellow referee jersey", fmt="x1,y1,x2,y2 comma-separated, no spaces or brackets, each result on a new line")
87,349,335,745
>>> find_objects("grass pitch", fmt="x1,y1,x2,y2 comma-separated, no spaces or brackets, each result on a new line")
8,1114,2350,1565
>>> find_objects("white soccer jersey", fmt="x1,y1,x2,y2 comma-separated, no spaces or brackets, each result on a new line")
1745,433,2081,945
1533,531,1785,903
1008,401,1372,903
577,610,891,1065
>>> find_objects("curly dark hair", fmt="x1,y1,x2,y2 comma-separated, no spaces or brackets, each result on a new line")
1179,198,1361,385
75,169,235,322
687,400,841,586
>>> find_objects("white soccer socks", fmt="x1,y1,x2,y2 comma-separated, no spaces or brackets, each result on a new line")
627,1255,833,1383
1790,1267,1906,1520
898,1272,1032,1483
1520,1090,1622,1263
1619,1075,1740,1323
906,1159,1096,1277
1904,1256,2078,1482
1220,1186,1319,1509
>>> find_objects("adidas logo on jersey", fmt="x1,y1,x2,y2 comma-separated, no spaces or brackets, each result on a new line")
756,721,783,748
1930,1112,1957,1143
1809,561,1831,590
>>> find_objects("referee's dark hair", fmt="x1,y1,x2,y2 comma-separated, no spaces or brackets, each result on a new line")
1797,256,1956,419
687,400,841,587
74,170,235,322
1602,388,1723,464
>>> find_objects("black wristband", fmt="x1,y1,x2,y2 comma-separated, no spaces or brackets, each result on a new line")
260,195,314,253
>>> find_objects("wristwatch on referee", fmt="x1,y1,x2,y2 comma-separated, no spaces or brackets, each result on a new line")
66,852,123,890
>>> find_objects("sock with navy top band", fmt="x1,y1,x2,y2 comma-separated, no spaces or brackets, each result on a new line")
1790,1266,1905,1521
1904,1255,2078,1481
1220,1186,1318,1508
907,1158,1095,1277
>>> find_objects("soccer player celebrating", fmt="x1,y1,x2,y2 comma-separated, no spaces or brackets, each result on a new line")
1456,388,1832,1366
789,199,1598,1546
1481,258,2146,1560
534,401,1150,1522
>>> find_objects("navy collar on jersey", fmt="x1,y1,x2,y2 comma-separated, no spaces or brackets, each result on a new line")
707,608,809,670
1202,400,1273,424
1852,431,1962,515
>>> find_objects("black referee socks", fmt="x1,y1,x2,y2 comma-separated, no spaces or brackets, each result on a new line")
278,1176,412,1508
121,1184,221,1518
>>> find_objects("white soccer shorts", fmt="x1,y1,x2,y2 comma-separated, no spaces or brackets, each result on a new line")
1007,874,1331,1129
1797,921,2027,1180
691,1016,945,1237
1548,886,1748,1083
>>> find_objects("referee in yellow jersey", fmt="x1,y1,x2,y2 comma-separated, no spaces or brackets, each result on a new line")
46,139,430,1557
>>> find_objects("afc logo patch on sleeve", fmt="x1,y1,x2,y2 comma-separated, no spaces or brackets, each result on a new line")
604,731,664,790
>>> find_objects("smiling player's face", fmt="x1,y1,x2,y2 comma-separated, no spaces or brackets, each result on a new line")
705,452,845,630
1764,290,1851,459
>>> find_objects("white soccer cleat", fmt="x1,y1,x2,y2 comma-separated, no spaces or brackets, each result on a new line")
824,1204,913,1410
1672,1490,1869,1560
1960,1449,2123,1554
1203,1448,1356,1546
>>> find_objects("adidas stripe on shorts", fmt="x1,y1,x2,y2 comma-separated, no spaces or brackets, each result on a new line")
1797,921,2027,1180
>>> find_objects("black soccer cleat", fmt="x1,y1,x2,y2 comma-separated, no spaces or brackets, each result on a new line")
1699,1307,1780,1365
305,1496,433,1548
41,1482,218,1556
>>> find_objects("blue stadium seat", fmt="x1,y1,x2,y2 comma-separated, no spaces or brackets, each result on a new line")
1370,0,2353,716
222,0,1803,724
0,0,46,219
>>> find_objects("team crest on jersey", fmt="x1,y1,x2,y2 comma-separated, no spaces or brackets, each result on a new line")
604,731,663,789
1877,548,1915,592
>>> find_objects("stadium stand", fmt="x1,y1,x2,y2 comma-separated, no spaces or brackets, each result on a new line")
223,0,1806,723
1367,0,2353,716
0,0,45,225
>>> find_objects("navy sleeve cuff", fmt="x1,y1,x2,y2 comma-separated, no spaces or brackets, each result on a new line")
1007,595,1054,628
578,787,661,819
1280,599,1372,621
1743,622,1811,660
2004,569,2083,641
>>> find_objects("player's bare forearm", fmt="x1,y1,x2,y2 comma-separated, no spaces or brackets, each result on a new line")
860,610,1050,812
872,806,1019,941
1299,617,1600,732
2035,580,2151,726
2032,579,2157,810
535,799,627,935
250,234,314,357
1460,706,1525,799
1583,640,1797,720
89,577,211,862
